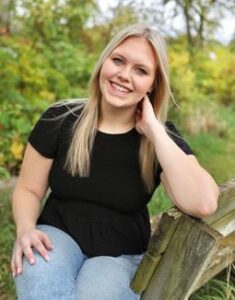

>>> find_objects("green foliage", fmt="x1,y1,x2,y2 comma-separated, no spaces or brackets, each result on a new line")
0,0,234,178
0,188,16,299
0,35,96,178
169,45,197,104
169,41,235,108
17,0,97,45
185,104,235,184
148,185,172,216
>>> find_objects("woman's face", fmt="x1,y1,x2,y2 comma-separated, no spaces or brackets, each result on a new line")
99,36,157,110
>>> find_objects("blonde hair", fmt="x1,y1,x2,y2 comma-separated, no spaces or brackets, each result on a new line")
65,23,171,193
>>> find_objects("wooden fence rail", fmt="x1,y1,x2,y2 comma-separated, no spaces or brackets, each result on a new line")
131,178,235,300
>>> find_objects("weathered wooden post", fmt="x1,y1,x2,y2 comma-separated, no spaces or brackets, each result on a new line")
131,178,235,300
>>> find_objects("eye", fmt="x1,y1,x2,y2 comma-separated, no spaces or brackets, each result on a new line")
112,57,123,65
135,68,147,75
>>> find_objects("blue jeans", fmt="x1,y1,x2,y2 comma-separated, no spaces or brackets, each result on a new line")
14,225,143,300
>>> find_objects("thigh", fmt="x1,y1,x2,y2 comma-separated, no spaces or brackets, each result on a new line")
15,225,85,300
75,254,143,300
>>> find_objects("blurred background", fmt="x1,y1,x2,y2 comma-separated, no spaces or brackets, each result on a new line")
0,0,234,182
0,1,234,299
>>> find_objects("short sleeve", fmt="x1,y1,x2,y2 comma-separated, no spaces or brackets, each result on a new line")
165,121,194,155
155,121,194,179
28,105,66,158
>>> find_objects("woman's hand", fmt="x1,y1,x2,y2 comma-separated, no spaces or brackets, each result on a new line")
135,95,163,142
11,228,53,277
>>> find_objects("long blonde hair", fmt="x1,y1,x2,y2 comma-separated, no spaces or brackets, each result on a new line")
65,23,171,193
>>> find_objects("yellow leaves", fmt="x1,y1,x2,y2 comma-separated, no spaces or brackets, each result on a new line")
169,49,196,102
169,50,190,66
39,90,55,102
0,153,5,165
10,139,24,160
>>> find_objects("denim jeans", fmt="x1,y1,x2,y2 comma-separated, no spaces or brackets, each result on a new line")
14,225,143,300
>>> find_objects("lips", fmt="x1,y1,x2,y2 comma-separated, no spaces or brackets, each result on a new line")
110,81,133,93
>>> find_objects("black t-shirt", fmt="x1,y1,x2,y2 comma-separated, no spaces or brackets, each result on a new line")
28,103,193,257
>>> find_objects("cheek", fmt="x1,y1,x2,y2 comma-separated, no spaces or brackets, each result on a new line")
135,78,153,94
100,61,115,82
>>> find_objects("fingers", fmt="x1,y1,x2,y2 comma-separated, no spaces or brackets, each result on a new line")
40,232,53,251
23,239,37,264
32,237,50,261
11,230,53,277
11,244,23,277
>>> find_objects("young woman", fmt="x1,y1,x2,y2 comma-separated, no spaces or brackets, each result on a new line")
11,23,219,300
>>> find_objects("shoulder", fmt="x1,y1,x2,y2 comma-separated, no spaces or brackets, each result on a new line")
40,99,85,120
164,120,194,155
165,120,179,131
164,120,184,138
28,100,85,158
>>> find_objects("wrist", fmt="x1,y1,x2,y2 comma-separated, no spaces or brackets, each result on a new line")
16,223,36,237
147,119,165,143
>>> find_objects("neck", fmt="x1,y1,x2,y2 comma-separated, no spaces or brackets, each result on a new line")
98,101,136,134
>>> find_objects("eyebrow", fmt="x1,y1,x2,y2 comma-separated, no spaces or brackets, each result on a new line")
111,52,154,71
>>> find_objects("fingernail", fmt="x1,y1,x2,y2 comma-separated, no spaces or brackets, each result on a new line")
12,272,16,278
17,268,21,274
45,254,50,261
29,258,35,264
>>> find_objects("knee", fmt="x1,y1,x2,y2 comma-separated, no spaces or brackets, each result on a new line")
75,280,140,300
15,252,76,299
75,262,140,300
15,253,63,288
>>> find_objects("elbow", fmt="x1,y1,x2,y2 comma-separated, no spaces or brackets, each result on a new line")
198,201,217,218
198,191,219,218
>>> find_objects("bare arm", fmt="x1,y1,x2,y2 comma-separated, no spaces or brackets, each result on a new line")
160,155,219,217
135,96,219,218
11,143,54,276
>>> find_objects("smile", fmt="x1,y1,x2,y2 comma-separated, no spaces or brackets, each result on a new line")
110,81,132,93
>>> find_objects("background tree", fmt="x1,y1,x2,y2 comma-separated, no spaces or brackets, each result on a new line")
0,0,16,35
163,0,235,48
0,0,234,179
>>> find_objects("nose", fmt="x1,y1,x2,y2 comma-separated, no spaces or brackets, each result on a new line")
117,66,131,82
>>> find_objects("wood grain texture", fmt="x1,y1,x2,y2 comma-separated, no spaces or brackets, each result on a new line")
193,231,235,292
141,215,222,300
131,208,182,293
131,178,235,300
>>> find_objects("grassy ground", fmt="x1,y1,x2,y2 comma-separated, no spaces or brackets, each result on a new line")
0,188,16,300
186,104,235,184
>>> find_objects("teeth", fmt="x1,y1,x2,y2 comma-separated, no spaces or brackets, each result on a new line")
111,82,130,93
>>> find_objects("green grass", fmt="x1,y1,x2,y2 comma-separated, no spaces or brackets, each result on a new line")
190,277,235,300
187,132,235,184
0,187,16,300
186,104,235,184
148,185,172,216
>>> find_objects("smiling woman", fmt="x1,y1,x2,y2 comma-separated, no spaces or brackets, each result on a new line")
11,23,219,300
99,37,156,114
